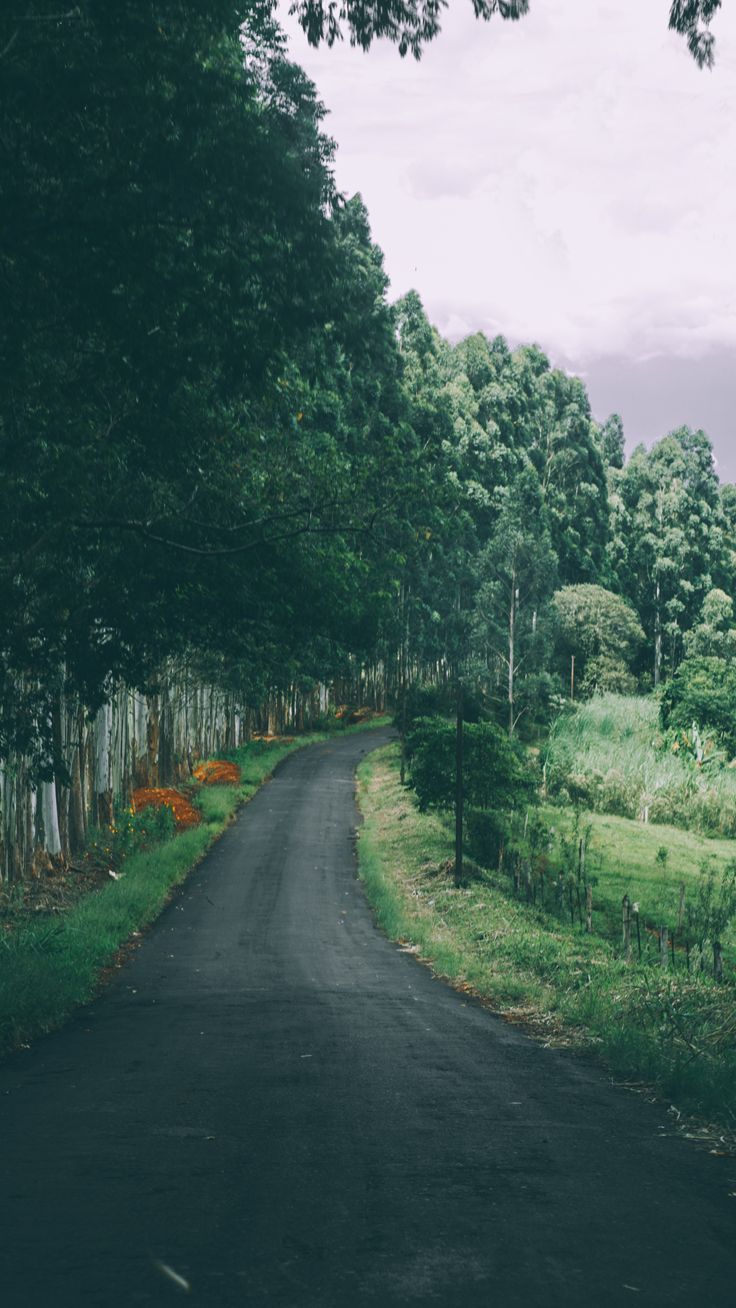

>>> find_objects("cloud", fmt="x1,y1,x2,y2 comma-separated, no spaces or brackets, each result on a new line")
282,0,736,364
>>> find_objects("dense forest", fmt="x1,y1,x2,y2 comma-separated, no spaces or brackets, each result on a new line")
2,1,735,881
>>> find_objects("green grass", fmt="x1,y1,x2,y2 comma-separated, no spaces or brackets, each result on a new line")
357,743,736,1126
539,804,736,948
0,717,390,1057
544,693,736,837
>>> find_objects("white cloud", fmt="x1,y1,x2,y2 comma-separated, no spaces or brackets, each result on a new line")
281,0,736,363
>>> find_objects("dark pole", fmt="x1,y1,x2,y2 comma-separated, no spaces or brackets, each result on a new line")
455,680,464,886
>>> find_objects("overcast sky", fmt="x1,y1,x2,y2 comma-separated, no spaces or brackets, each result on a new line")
281,0,736,481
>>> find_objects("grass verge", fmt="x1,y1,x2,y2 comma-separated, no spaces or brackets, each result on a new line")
0,718,390,1057
357,743,736,1129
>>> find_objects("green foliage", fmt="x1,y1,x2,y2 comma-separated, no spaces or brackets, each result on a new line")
610,428,723,684
598,413,625,470
553,583,644,695
545,693,736,837
291,0,529,57
0,6,422,772
686,863,736,954
407,716,535,814
291,0,721,66
661,656,736,757
359,744,736,1127
683,588,736,660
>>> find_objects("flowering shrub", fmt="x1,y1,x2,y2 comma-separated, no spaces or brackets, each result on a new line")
88,802,176,870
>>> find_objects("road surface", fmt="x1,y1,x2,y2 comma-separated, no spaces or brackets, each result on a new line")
1,729,735,1305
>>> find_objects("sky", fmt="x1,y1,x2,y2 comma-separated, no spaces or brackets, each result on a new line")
281,0,736,480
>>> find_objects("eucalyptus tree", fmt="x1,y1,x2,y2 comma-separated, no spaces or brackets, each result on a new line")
475,467,558,733
598,413,626,471
615,428,723,685
0,3,417,773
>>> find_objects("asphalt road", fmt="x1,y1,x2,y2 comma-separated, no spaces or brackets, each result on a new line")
2,728,735,1306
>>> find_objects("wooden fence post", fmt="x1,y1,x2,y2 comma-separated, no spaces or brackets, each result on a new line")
632,902,641,960
622,894,631,960
659,925,669,968
585,883,593,933
713,940,723,983
677,882,686,932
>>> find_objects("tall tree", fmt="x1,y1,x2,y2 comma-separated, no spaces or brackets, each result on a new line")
475,468,557,733
599,413,626,470
615,428,723,685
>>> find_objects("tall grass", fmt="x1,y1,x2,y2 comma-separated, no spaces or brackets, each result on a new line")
544,693,736,837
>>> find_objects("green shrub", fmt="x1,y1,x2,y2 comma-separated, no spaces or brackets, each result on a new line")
660,656,736,758
407,716,536,814
465,807,507,867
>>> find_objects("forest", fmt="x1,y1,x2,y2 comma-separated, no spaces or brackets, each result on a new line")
2,2,736,890
5,8,736,1306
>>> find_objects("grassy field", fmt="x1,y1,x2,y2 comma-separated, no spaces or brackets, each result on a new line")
357,743,736,1127
537,804,736,949
544,693,736,838
0,718,389,1057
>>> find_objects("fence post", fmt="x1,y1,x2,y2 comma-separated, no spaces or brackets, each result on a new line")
585,883,593,933
622,894,631,960
659,925,669,968
523,859,532,904
632,902,641,960
677,882,686,932
713,940,723,983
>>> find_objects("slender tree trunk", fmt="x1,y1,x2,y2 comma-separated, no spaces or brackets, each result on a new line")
508,565,516,735
400,582,409,785
455,682,464,886
654,579,662,688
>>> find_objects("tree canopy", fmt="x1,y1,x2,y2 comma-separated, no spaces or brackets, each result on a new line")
290,0,723,64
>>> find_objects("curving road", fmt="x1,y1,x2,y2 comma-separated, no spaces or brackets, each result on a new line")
1,729,735,1306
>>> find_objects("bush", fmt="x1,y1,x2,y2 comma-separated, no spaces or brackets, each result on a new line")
580,655,638,697
465,807,508,867
660,657,736,758
407,716,536,814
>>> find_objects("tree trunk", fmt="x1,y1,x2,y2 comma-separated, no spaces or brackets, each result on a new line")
654,579,662,688
455,683,464,886
508,566,517,735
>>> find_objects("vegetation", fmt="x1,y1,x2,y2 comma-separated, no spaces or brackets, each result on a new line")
544,694,736,838
2,0,736,1127
358,745,736,1125
291,0,724,67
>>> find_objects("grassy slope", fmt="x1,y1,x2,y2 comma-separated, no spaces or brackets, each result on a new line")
539,805,736,946
0,720,389,1056
357,743,736,1125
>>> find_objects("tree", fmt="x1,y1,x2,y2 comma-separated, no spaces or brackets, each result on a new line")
476,468,557,733
614,428,723,686
552,584,644,695
661,656,736,757
406,716,535,819
528,369,610,584
599,414,625,471
289,0,722,64
0,5,423,772
683,589,736,660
